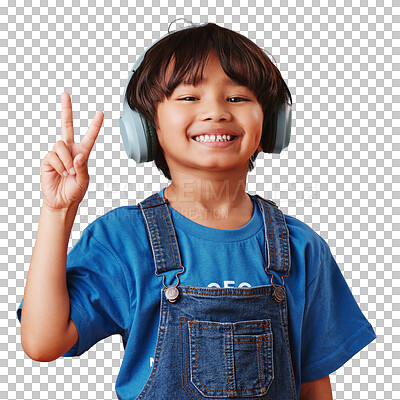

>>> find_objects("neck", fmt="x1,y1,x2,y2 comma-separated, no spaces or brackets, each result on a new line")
164,170,250,212
163,167,256,229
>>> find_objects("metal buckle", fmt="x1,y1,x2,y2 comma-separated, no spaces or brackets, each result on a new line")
155,265,185,303
265,267,289,303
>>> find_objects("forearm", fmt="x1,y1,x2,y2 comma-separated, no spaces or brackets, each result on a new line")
20,204,78,360
299,375,333,400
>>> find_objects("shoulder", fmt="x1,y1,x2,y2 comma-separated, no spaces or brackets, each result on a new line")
86,205,144,234
283,213,329,251
89,204,143,226
282,213,333,278
67,205,153,282
78,205,150,254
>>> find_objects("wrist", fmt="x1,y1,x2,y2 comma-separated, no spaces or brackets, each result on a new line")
41,202,79,230
42,201,79,215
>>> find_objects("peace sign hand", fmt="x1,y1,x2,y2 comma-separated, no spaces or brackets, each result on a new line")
40,92,104,211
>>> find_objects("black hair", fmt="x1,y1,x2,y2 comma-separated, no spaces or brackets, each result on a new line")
126,22,292,180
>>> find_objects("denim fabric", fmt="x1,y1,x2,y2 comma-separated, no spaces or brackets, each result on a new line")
189,319,273,396
137,193,297,399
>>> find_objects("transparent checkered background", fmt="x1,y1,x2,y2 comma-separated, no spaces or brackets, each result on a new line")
1,0,398,399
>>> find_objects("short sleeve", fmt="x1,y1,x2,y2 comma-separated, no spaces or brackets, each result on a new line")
301,238,376,382
63,227,132,356
17,225,132,358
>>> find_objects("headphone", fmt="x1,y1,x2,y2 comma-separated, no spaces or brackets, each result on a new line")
119,25,292,164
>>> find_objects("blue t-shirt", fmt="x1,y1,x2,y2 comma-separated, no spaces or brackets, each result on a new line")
17,188,376,399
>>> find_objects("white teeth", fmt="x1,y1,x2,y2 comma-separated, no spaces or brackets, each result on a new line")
194,134,233,142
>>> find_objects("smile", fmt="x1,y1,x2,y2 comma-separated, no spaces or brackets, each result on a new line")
192,134,236,142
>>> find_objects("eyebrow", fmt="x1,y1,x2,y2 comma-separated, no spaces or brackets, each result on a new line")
180,77,248,88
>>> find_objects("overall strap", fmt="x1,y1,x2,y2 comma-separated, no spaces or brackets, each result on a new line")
252,194,291,274
138,193,183,274
138,191,291,275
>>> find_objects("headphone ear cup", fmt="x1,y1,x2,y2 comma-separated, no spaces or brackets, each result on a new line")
142,115,158,162
119,107,158,163
261,102,292,154
272,102,292,154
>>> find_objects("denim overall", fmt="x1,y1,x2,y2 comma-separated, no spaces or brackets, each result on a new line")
136,192,297,399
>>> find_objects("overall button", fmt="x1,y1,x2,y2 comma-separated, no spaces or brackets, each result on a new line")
273,286,286,302
165,286,179,303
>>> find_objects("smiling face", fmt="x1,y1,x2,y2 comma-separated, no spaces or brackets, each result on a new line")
155,50,264,179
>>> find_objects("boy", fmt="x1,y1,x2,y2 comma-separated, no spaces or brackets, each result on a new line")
17,23,376,399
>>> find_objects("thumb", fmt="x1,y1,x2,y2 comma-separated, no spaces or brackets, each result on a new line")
74,154,89,179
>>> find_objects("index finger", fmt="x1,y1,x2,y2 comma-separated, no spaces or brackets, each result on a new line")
61,92,75,145
80,110,104,153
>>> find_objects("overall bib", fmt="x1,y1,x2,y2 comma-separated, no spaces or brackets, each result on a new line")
136,192,297,399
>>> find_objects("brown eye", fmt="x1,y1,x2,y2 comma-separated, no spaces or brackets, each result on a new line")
178,97,198,101
228,97,249,102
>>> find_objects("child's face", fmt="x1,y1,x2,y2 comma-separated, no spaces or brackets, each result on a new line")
155,50,264,177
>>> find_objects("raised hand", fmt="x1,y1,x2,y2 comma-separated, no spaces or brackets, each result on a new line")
40,92,104,211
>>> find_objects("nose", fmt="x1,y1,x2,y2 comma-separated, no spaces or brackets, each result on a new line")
199,97,232,122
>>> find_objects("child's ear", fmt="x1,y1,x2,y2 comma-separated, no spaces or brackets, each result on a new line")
257,141,263,153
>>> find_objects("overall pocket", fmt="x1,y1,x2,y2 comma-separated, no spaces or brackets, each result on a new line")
188,319,274,398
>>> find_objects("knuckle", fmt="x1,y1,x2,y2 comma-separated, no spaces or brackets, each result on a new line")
47,152,60,165
62,120,73,128
52,141,61,150
43,151,54,161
